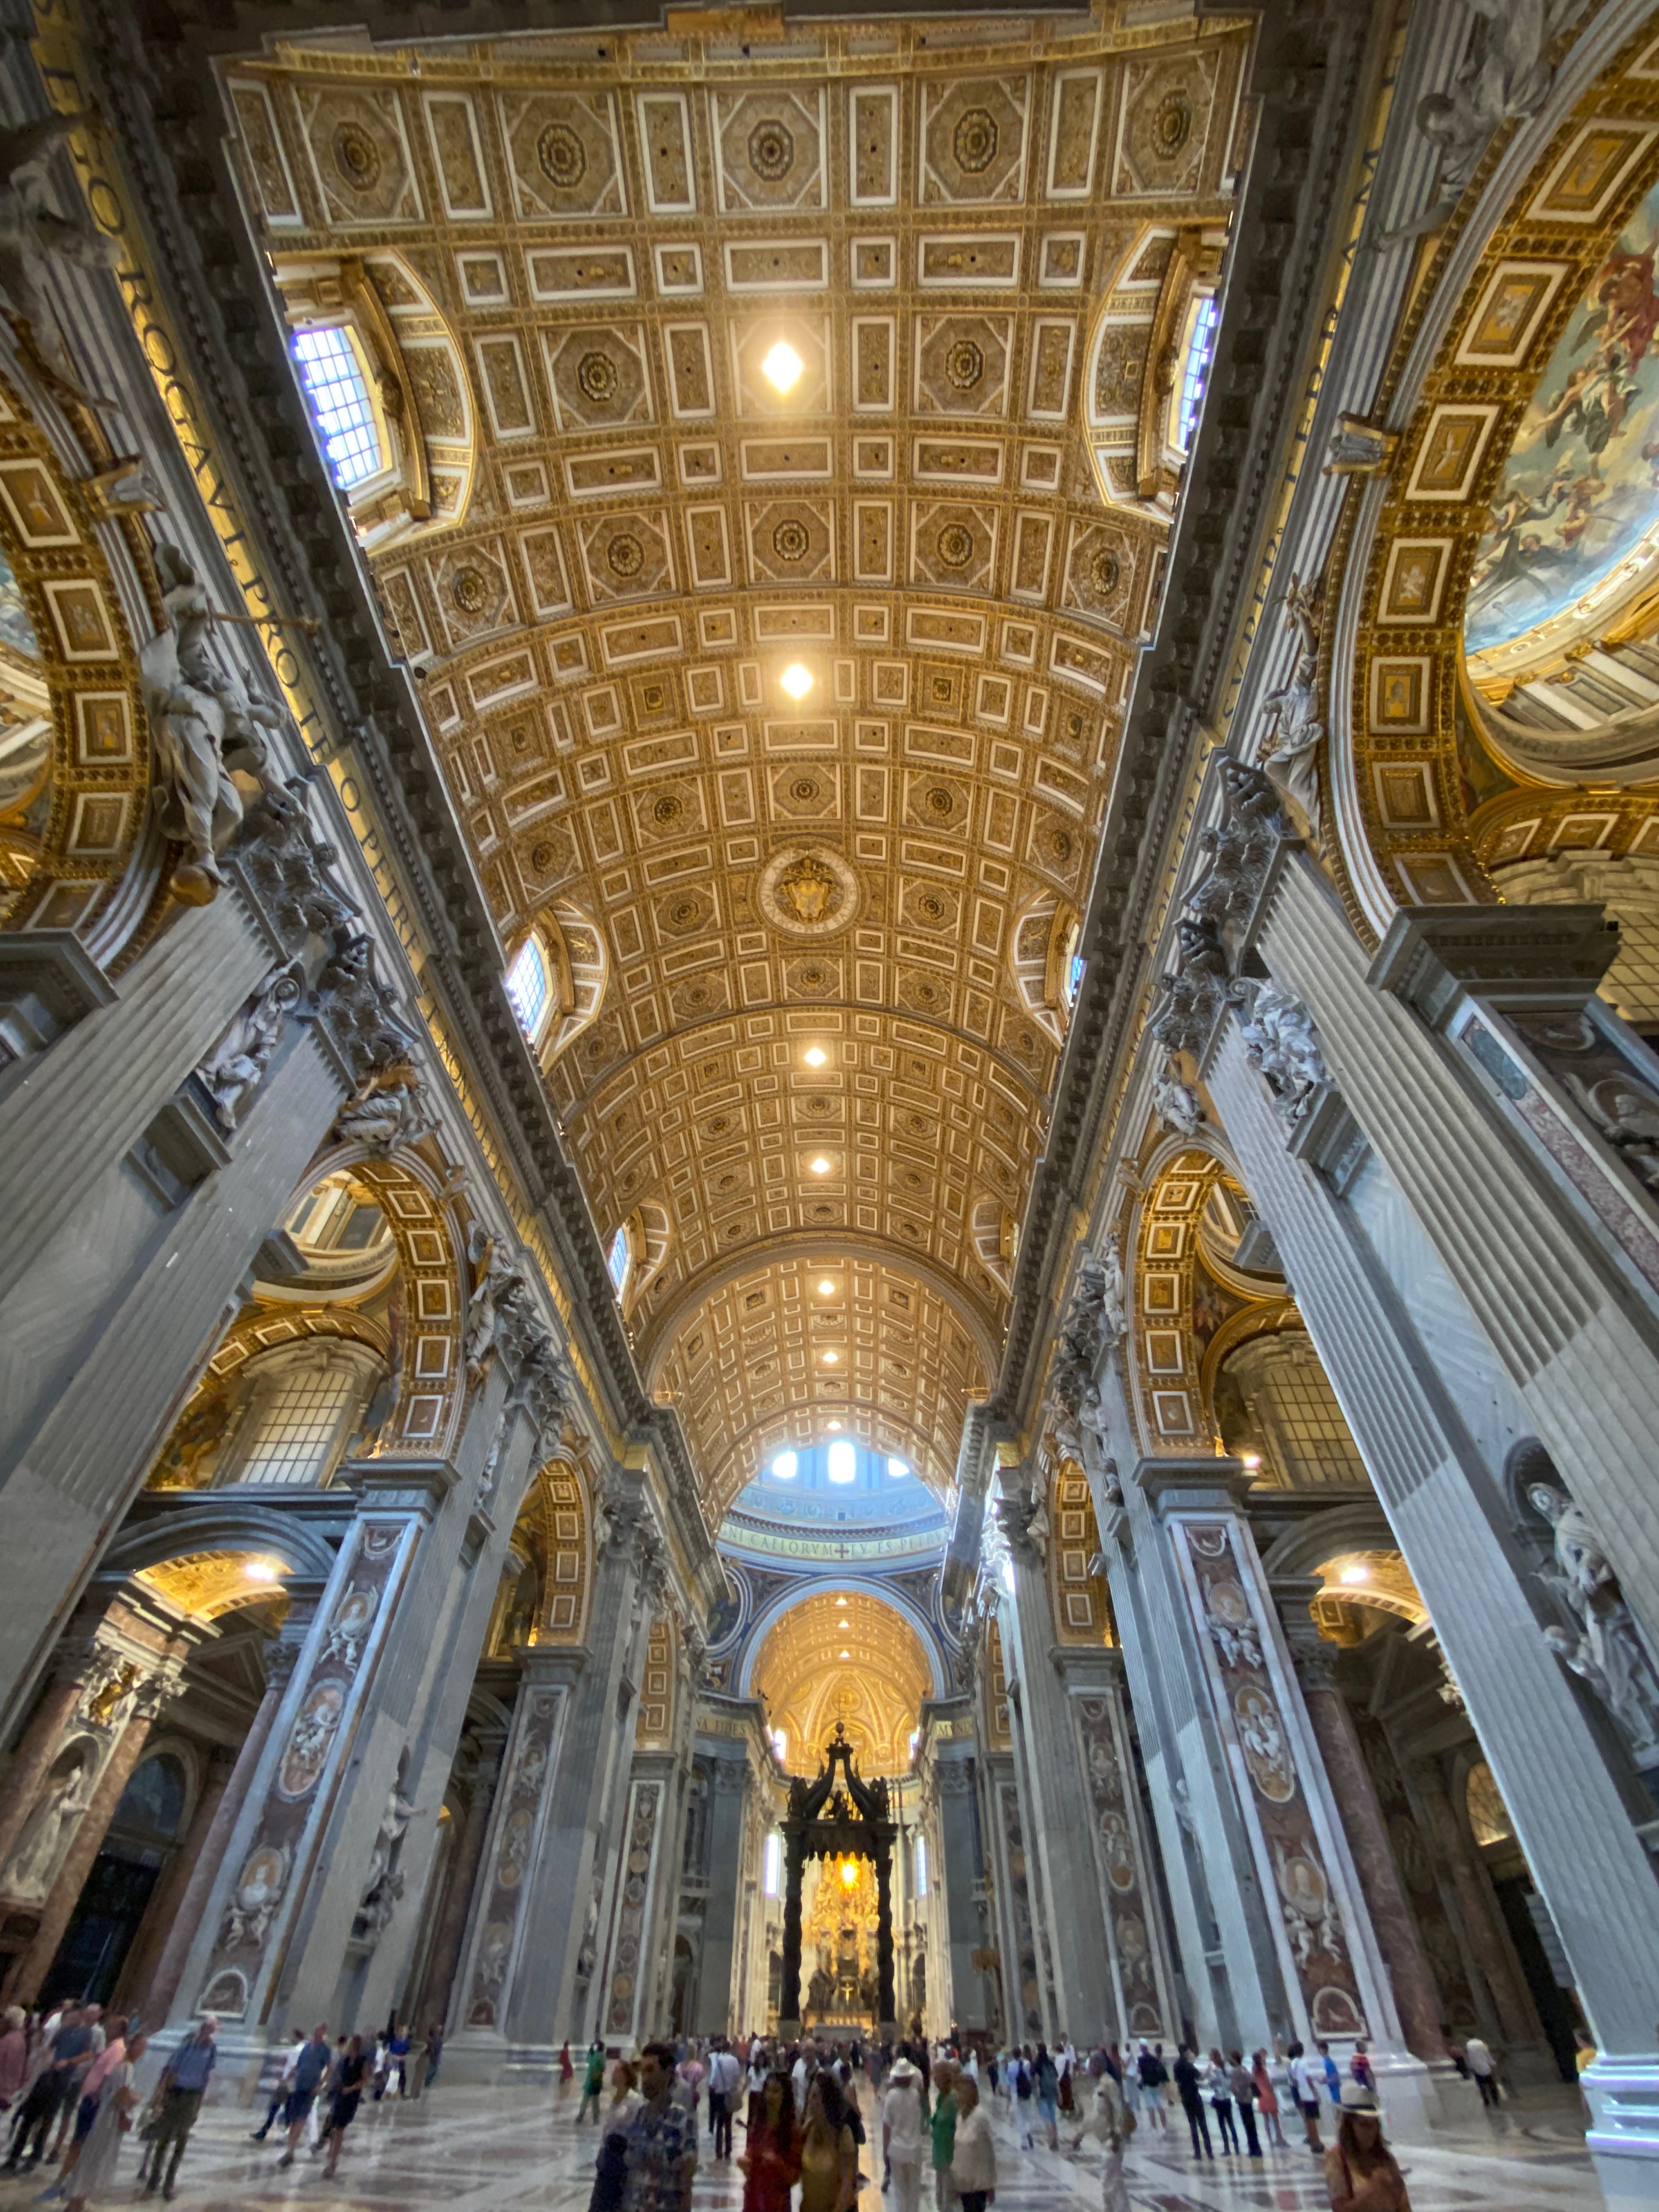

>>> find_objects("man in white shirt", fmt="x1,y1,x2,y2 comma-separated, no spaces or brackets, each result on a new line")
706,2041,743,2162
1464,2035,1499,2108
791,2045,811,2115
250,2034,309,2143
882,2055,926,2212
1287,2042,1324,2154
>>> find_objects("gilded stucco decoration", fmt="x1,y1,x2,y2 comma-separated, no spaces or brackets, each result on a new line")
753,1587,931,1776
0,366,157,941
1124,1144,1295,1459
136,1549,290,1621
1045,1457,1113,1645
515,1455,591,1644
221,12,1249,1517
1333,25,1659,913
636,1611,679,1749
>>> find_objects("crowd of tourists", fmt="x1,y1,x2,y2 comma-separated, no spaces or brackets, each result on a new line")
0,2002,445,2207
568,2023,1413,2212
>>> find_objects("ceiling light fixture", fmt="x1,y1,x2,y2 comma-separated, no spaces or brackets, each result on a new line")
826,1420,842,1432
804,1046,826,1067
1339,1565,1369,1586
822,1350,838,1364
1240,1452,1262,1470
781,661,813,701
839,1649,851,1660
763,340,804,393
818,1278,836,1296
244,1562,279,1584
810,1156,831,1175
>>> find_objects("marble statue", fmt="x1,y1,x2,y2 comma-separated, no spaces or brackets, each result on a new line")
3,1751,93,1901
1232,978,1329,1122
0,114,120,403
1153,1055,1204,1138
1259,572,1324,839
198,962,305,1131
142,545,296,906
356,1775,417,1942
1533,1482,1659,1759
332,1062,430,1154
575,1871,603,1981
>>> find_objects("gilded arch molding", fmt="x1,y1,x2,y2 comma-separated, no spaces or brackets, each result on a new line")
1329,24,1659,919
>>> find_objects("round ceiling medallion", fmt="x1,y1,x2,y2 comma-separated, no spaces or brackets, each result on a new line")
606,532,644,578
748,118,795,180
772,517,811,563
331,120,382,190
1091,546,1122,598
1153,88,1193,157
538,121,587,187
945,338,985,390
758,846,860,936
450,566,488,614
935,522,974,570
578,350,618,404
953,107,998,173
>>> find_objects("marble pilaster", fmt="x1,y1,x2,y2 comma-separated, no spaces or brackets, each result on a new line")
693,1744,753,2036
1204,997,1659,2194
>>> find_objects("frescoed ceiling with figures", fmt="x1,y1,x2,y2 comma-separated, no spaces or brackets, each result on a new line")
221,8,1250,1519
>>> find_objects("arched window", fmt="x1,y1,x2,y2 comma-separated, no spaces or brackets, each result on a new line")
607,1225,630,1294
291,327,386,489
505,935,551,1039
763,1830,783,1895
914,1835,928,1897
219,1341,385,1489
770,1450,798,1481
1173,292,1220,455
827,1439,856,1485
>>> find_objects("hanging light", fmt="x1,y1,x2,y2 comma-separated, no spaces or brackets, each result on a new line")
763,340,804,393
781,661,814,701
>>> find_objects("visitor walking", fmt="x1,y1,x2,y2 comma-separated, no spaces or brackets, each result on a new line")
946,2078,995,2212
60,2016,130,2189
1012,2049,1033,2148
1324,2084,1410,2210
0,2008,26,2118
1137,2044,1169,2131
1033,2044,1059,2149
1206,2049,1238,2152
1252,2049,1285,2148
707,2039,742,2162
63,2030,144,2212
882,2055,924,2212
928,2059,958,2209
419,2023,443,2097
276,2023,333,2169
1068,2066,1132,2212
798,2072,856,2212
620,2043,696,2212
1289,2040,1327,2154
139,2016,218,2199
587,2059,640,2212
737,2069,798,2212
322,2036,369,2179
1172,2046,1213,2161
1464,2035,1499,2109
1120,2052,1144,2132
580,2040,608,2123
5,2006,85,2172
1227,2051,1262,2157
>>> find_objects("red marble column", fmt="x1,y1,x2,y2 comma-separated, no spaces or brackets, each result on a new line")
137,1628,307,2028
1410,1762,1543,2050
1281,1609,1447,2060
410,1724,508,2035
114,1745,236,2019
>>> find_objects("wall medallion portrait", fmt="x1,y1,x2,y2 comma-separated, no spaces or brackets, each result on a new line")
278,1680,346,1800
1234,1680,1296,1804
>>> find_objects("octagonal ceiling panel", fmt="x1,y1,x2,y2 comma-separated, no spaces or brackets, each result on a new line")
224,9,1247,1516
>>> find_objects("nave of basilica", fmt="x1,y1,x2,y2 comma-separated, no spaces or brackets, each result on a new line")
7,0,1659,2206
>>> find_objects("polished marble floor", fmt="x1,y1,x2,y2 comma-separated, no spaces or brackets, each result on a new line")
0,2074,1600,2212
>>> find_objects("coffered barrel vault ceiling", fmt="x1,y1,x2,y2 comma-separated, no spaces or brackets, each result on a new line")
221,10,1249,1510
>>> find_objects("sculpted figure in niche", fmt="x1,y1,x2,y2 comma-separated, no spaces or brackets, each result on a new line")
1533,1481,1659,1759
1153,1054,1204,1138
1232,978,1329,1121
333,1060,430,1153
198,962,304,1131
3,1746,94,1900
356,1770,417,1941
0,114,120,403
1258,572,1324,839
141,546,296,906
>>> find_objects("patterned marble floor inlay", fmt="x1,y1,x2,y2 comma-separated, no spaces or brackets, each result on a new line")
0,2078,1600,2212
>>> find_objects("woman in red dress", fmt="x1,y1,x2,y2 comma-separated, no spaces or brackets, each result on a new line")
738,2069,800,2212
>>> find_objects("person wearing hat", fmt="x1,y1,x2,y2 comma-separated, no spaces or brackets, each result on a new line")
1324,2081,1409,2210
882,2056,925,2212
